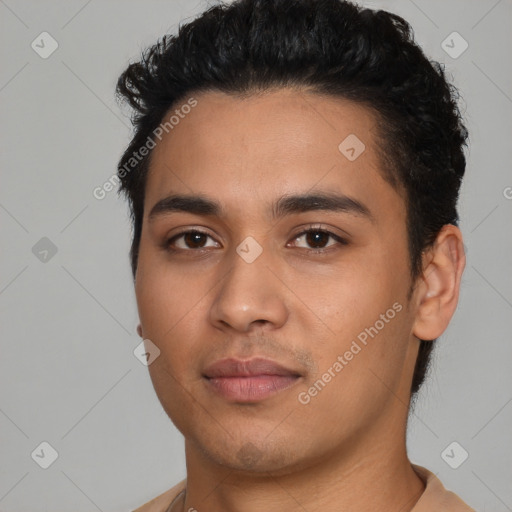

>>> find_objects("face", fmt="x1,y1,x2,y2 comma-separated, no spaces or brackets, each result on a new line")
135,88,419,475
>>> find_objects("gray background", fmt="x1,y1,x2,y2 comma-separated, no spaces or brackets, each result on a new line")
1,0,511,510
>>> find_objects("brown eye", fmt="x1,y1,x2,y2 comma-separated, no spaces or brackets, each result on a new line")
167,230,219,250
182,232,208,248
304,230,331,248
291,228,347,251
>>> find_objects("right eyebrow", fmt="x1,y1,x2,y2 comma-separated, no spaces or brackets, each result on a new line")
148,194,222,222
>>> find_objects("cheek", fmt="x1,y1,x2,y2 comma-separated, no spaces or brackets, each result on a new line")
136,265,206,425
135,249,202,338
290,253,410,394
135,251,213,376
286,255,398,336
296,310,410,432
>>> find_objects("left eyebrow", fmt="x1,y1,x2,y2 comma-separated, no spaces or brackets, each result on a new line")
272,192,374,223
147,191,374,223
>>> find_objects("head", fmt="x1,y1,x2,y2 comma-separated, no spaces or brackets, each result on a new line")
117,0,467,474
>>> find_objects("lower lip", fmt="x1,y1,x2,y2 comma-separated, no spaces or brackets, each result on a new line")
205,375,300,402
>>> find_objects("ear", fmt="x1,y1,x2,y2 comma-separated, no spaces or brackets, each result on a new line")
137,323,143,338
412,225,466,340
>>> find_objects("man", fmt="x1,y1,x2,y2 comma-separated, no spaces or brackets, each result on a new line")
116,0,475,510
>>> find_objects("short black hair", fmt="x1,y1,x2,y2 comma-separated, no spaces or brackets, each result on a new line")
116,0,468,397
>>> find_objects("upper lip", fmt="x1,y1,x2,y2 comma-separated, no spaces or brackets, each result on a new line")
203,357,301,378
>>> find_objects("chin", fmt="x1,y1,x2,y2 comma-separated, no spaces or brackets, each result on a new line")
193,433,313,476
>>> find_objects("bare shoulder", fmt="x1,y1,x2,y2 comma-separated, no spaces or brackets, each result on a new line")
132,479,186,512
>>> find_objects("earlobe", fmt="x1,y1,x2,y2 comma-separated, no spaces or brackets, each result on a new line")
412,225,466,340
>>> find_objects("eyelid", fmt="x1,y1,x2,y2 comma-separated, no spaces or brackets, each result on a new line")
290,223,350,240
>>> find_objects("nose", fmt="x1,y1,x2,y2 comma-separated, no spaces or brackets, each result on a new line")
209,245,289,333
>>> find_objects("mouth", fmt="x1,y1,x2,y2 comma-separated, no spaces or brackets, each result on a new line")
202,357,302,403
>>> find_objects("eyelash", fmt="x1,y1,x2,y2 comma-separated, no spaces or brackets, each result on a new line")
164,226,348,255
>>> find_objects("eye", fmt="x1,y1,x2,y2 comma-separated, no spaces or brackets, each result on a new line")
289,227,347,252
164,226,347,254
166,229,219,251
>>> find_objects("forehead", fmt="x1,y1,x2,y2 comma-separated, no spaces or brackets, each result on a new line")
144,88,403,222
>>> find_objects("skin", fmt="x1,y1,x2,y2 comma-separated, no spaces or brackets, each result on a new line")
134,88,466,512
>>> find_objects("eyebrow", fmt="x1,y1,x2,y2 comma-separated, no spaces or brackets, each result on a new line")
148,192,374,223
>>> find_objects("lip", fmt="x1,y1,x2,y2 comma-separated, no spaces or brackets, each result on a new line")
203,357,302,402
